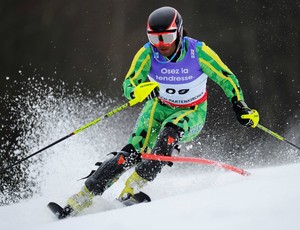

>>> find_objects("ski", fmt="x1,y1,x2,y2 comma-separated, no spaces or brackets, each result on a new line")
48,192,151,219
120,191,151,206
47,202,72,219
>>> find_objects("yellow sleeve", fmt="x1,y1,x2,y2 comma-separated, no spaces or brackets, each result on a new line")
197,42,244,102
122,44,152,100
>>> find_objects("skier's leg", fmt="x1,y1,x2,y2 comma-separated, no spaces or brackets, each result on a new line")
129,99,163,153
119,123,184,200
119,102,207,200
66,144,140,214
84,144,140,195
135,122,184,181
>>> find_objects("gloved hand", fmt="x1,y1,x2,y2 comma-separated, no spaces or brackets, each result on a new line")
147,86,160,100
232,100,259,127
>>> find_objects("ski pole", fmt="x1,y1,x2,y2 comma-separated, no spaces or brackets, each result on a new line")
0,102,130,174
241,110,300,151
256,123,300,151
0,82,159,174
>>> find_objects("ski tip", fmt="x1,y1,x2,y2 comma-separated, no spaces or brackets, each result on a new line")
133,191,151,203
47,202,71,219
120,191,151,206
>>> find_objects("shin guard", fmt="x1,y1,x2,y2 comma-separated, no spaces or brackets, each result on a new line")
136,123,184,181
85,144,140,196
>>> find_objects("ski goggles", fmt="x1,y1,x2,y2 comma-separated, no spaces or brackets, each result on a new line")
147,30,177,47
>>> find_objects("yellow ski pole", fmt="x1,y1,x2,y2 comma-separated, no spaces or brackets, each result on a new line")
241,110,300,151
256,123,300,151
1,82,159,174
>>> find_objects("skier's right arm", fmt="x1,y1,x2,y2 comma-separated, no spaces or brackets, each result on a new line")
122,44,152,100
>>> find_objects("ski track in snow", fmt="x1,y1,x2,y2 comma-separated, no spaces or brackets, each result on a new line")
1,163,300,230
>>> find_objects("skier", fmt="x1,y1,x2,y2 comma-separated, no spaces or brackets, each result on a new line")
49,6,259,218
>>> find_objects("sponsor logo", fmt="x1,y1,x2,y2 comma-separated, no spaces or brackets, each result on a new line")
191,49,195,58
153,68,195,83
155,75,194,82
160,92,204,105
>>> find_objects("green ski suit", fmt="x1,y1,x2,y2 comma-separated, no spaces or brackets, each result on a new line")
123,37,244,154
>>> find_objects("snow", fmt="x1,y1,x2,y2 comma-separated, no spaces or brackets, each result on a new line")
1,83,299,230
1,162,300,230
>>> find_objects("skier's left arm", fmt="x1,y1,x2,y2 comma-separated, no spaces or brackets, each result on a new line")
197,42,259,127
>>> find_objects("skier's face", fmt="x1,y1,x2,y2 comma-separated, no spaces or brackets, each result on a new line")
156,42,177,57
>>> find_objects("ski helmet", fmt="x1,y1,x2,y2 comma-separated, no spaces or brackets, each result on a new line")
147,6,183,47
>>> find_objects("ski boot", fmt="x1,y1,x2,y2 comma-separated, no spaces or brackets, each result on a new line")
48,185,94,219
118,170,151,206
66,185,94,215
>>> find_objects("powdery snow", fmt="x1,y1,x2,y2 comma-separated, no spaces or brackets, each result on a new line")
1,75,299,230
1,162,300,230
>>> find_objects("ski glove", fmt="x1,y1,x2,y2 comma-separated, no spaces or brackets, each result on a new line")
232,100,259,127
147,86,160,101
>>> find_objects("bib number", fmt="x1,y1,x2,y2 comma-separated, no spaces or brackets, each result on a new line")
166,88,189,95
